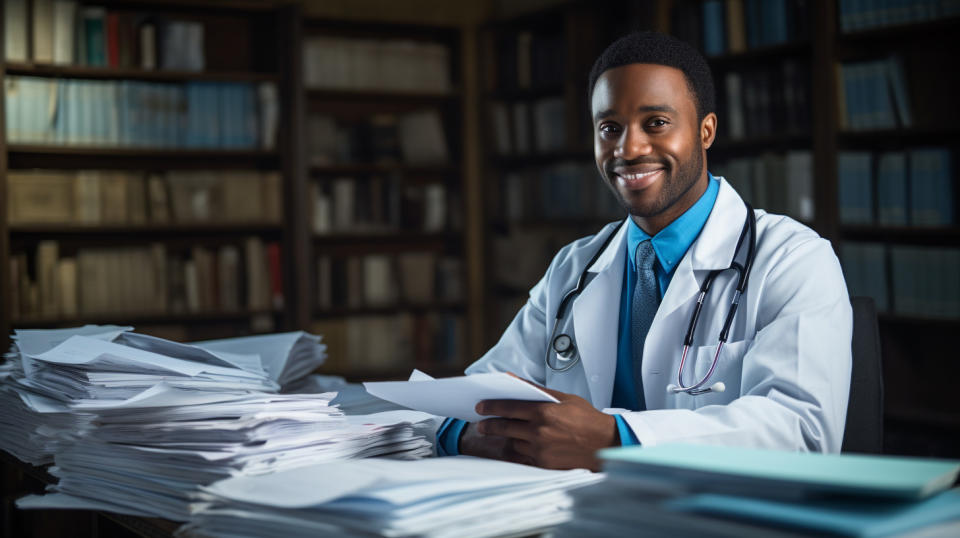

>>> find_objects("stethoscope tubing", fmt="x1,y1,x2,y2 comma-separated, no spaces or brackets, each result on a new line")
546,202,757,398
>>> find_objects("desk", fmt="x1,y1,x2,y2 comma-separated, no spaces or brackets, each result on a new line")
1,451,178,538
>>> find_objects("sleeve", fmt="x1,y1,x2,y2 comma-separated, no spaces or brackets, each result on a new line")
619,234,853,453
614,415,640,445
436,417,469,457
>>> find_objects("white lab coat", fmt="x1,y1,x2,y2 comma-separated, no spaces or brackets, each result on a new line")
466,177,853,453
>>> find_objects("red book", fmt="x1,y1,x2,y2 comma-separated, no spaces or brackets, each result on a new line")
106,12,120,67
267,242,284,309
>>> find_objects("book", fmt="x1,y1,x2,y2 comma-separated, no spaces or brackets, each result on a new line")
4,0,28,62
6,171,74,224
82,7,107,66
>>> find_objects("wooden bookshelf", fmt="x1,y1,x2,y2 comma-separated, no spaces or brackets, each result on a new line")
0,1,301,345
298,18,472,379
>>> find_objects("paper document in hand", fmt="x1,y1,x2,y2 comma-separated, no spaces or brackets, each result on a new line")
363,372,558,422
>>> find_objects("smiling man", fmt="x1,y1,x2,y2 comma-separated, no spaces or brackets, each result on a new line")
436,32,853,471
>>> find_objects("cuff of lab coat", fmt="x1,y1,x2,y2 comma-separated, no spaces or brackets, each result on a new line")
614,414,640,446
436,417,468,456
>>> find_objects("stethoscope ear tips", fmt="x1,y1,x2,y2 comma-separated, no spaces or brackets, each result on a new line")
710,382,726,393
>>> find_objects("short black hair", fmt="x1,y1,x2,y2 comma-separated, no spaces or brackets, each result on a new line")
588,31,715,122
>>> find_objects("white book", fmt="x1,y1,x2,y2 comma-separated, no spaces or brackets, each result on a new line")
52,0,76,65
32,0,55,63
331,178,355,232
362,255,396,307
423,184,447,232
4,0,28,62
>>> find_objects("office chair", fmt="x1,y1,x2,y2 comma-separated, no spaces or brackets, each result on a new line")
841,296,884,454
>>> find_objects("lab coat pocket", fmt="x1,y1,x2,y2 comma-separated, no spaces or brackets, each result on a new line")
688,338,752,407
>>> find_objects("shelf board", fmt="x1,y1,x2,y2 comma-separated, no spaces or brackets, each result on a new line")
12,309,283,328
491,151,594,168
309,163,458,176
710,132,812,153
837,127,960,146
706,40,811,66
483,86,564,100
840,225,960,245
3,62,278,82
7,145,280,169
878,313,960,327
839,16,960,45
9,222,283,236
313,301,465,319
313,231,457,247
491,217,621,231
306,88,459,105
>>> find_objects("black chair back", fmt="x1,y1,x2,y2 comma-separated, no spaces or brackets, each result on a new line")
842,296,884,453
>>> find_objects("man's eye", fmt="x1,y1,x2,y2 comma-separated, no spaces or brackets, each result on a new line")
599,124,621,136
648,119,668,128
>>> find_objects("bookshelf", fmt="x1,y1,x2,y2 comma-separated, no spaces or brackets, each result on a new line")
1,0,301,346
298,18,471,380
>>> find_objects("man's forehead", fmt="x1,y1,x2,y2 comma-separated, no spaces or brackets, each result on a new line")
591,63,692,112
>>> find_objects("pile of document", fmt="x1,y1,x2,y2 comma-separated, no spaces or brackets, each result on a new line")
0,325,133,464
190,331,327,390
180,456,603,538
556,443,960,537
19,387,433,521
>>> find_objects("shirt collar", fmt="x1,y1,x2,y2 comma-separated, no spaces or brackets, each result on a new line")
627,173,720,274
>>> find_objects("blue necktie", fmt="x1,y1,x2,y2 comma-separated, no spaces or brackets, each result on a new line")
631,240,659,410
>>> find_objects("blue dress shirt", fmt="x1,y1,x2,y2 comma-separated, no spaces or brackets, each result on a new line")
439,174,721,454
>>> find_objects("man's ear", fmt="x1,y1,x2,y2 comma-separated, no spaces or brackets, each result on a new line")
700,112,718,149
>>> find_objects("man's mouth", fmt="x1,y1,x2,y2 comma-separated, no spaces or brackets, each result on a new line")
612,167,665,189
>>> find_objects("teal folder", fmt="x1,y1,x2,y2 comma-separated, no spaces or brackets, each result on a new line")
599,444,960,501
667,488,960,537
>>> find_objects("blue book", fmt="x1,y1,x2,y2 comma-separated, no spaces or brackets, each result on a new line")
838,151,873,224
702,0,726,56
668,488,960,537
600,444,960,501
744,0,761,47
184,82,202,148
876,151,908,225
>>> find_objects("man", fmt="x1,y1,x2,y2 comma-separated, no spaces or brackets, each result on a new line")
436,32,852,471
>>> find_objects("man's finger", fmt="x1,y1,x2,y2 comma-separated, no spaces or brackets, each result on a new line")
476,399,548,420
477,417,535,441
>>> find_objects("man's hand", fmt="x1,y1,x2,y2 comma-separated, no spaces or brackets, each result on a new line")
461,383,618,471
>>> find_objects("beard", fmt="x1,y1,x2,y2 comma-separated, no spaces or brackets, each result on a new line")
603,139,705,219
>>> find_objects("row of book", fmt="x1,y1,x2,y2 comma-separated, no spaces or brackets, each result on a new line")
3,0,204,70
10,238,282,320
713,150,815,223
718,61,811,140
312,313,464,371
489,98,569,156
838,148,954,226
315,253,462,310
306,111,450,166
673,0,811,57
303,37,451,93
841,242,960,318
311,178,451,234
837,56,912,131
499,163,624,223
7,169,282,226
5,76,279,149
838,0,960,33
482,30,565,92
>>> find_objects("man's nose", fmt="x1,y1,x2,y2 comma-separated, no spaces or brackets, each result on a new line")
613,127,652,160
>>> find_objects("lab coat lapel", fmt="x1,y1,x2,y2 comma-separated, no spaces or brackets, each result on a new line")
653,178,747,324
572,220,628,409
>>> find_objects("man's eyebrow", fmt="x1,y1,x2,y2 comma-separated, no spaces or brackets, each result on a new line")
593,105,677,122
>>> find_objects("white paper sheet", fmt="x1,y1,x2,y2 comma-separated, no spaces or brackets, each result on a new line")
363,372,558,422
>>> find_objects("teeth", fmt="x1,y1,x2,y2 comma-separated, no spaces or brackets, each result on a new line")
620,170,660,180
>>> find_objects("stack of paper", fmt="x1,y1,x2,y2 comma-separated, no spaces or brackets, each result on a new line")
0,326,132,464
191,331,327,389
556,444,960,537
18,386,434,521
180,456,604,538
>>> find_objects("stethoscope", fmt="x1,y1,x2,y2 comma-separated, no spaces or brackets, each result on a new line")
546,201,757,397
